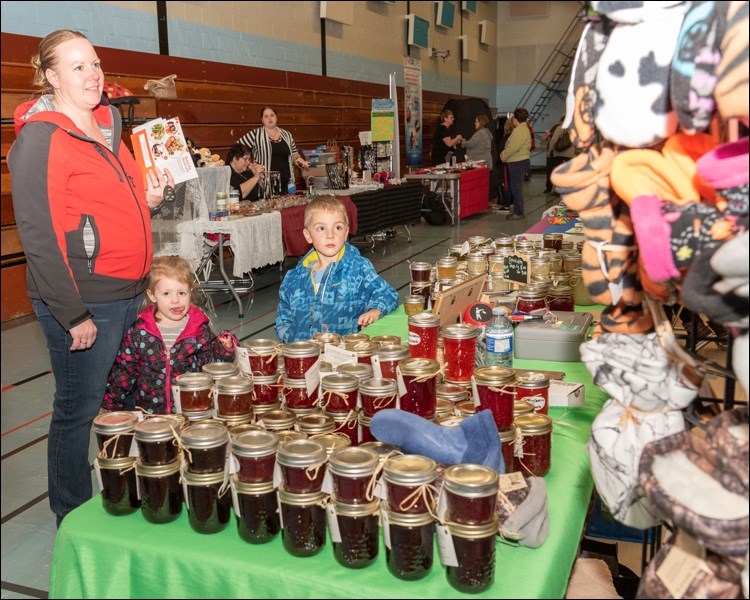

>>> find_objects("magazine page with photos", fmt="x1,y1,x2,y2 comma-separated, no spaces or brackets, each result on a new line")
131,117,198,185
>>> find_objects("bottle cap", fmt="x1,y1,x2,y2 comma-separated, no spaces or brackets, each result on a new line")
492,306,508,316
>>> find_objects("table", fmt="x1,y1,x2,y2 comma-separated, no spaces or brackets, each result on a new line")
280,197,359,257
405,167,490,225
344,182,423,237
49,306,607,599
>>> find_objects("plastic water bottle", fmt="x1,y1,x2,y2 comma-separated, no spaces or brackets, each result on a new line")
484,306,513,367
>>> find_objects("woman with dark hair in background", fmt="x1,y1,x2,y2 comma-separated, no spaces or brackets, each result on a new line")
226,143,264,201
499,107,531,220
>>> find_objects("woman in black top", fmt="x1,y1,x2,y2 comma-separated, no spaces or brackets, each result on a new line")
431,109,463,166
226,144,263,201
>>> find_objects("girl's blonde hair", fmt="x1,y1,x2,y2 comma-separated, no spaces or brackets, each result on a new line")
145,256,195,309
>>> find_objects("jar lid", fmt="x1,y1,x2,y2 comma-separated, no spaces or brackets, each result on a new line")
341,333,370,344
182,469,226,485
443,464,499,498
449,244,464,254
229,423,264,437
217,413,253,426
276,430,307,445
515,413,553,435
359,377,398,396
383,454,437,485
276,438,327,466
328,446,379,476
253,402,281,416
473,366,516,386
407,313,440,328
387,508,435,527
375,344,410,361
253,373,280,385
175,372,214,391
518,287,547,300
515,371,550,389
216,375,253,394
494,237,514,247
310,433,351,455
446,517,499,539
135,457,181,477
410,261,432,272
499,424,517,443
358,412,371,426
441,323,478,340
93,411,138,434
547,285,574,297
202,362,240,380
513,400,535,416
321,373,359,392
96,455,137,470
232,476,275,495
344,340,378,357
216,191,228,199
333,498,379,517
437,256,458,266
282,376,308,389
282,340,320,358
134,417,179,442
436,383,470,403
287,407,321,419
438,415,465,428
180,422,229,448
296,414,335,435
480,247,495,257
455,400,476,416
398,358,440,377
261,408,296,430
359,441,400,457
403,294,426,305
336,363,373,381
231,429,279,457
543,233,563,240
277,488,328,506
436,398,453,418
240,338,280,356
466,254,486,263
313,332,341,346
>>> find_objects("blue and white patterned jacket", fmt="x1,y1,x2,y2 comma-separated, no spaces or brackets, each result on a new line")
275,242,398,342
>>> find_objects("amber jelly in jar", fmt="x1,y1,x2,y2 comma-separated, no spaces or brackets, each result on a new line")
180,422,229,474
442,464,499,525
441,324,479,384
473,366,516,431
183,468,232,534
407,313,441,360
515,413,553,477
385,509,435,580
398,358,440,420
233,477,280,544
215,375,254,417
359,377,398,417
93,411,138,459
134,417,180,466
278,488,328,557
96,455,139,516
281,341,320,379
515,371,550,415
174,372,214,413
231,429,278,484
328,446,379,504
331,499,380,569
383,454,437,514
135,458,183,524
445,518,498,594
277,438,328,493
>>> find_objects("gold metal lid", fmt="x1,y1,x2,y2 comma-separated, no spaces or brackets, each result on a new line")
135,457,181,477
337,363,374,381
277,488,328,506
407,313,440,327
446,517,499,539
359,441,400,456
513,400,535,416
383,454,437,485
275,430,307,445
201,361,240,379
313,332,341,346
443,464,499,498
409,261,433,272
328,446,379,476
261,408,296,430
276,438,327,466
386,508,436,527
320,373,359,392
371,335,402,346
134,417,179,442
182,469,226,486
231,429,279,457
96,455,137,469
375,344,410,361
441,323,479,340
240,338,280,355
399,358,440,377
359,377,398,396
333,498,379,517
498,423,517,443
455,400,476,416
436,383,470,403
342,333,370,344
344,340,378,357
180,422,229,449
93,411,138,434
515,371,550,389
281,341,320,358
473,366,516,386
216,375,253,394
174,372,213,391
515,413,553,435
296,414,335,435
232,476,275,495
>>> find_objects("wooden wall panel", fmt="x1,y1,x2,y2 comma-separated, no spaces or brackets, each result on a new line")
0,263,32,322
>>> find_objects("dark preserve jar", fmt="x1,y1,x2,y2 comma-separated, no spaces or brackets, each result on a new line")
445,518,498,593
93,411,138,458
96,455,139,516
398,358,440,420
231,429,279,484
174,372,214,413
278,489,328,557
385,509,435,581
277,438,328,493
233,477,280,544
443,464,498,525
134,417,179,466
183,469,232,534
180,422,229,474
499,425,519,474
136,458,183,524
331,499,379,569
515,413,553,477
215,375,254,417
281,341,320,379
328,447,380,504
359,377,398,417
383,454,437,514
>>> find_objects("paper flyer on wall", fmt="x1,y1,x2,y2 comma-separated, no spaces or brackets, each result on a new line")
131,117,198,185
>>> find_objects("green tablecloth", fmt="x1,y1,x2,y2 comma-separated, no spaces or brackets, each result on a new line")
49,307,606,599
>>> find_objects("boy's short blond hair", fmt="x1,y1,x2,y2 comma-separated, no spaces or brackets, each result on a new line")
304,195,349,229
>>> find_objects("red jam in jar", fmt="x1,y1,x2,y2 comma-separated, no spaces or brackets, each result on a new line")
375,344,410,380
134,417,180,466
253,374,280,406
241,338,280,376
516,288,547,314
408,313,441,360
183,469,232,534
441,324,479,384
136,458,183,524
277,438,328,493
233,478,280,544
278,489,328,557
330,410,360,447
331,499,380,568
499,425,519,474
445,519,498,593
443,464,499,525
546,284,575,312
320,374,359,413
174,373,214,413
515,413,552,477
231,429,278,483
385,510,435,581
515,371,550,415
215,375,253,417
328,447,379,504
398,358,440,420
359,377,398,417
93,411,137,458
344,340,378,367
180,422,229,474
282,376,318,410
97,455,139,516
383,454,437,514
358,412,375,444
474,366,516,431
281,341,320,379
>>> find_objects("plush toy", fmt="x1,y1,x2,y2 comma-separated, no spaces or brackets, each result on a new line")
196,147,225,168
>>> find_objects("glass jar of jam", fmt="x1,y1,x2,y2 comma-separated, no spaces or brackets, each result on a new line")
215,375,253,417
409,260,433,282
515,413,553,477
547,253,564,275
455,400,476,418
515,371,550,415
403,295,426,316
329,410,360,447
281,376,318,410
407,313,441,360
375,344,410,380
93,411,137,458
344,340,378,366
134,417,180,466
342,333,370,345
436,383,470,406
183,469,232,534
337,362,373,383
466,254,487,277
260,408,296,432
487,254,505,275
516,287,547,314
398,358,440,420
488,272,512,292
233,478,280,544
529,256,551,280
231,429,278,484
543,233,563,251
546,284,575,312
372,334,402,347
281,341,320,379
385,509,435,581
202,361,239,382
96,455,139,516
359,377,398,417
499,425,519,474
240,338,281,376
180,422,229,474
320,373,359,413
383,454,437,514
358,412,375,445
449,244,464,260
296,413,335,437
441,324,479,384
252,374,280,407
135,458,183,524
331,499,380,568
277,438,328,493
563,252,582,273
473,366,516,430
445,518,498,593
174,372,214,413
571,267,595,306
329,446,380,504
310,432,351,457
442,464,499,525
278,488,328,557
253,401,281,423
513,399,535,418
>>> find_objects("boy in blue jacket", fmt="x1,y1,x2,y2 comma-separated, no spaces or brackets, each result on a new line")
275,195,398,342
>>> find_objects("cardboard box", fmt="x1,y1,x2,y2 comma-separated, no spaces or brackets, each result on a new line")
549,380,585,407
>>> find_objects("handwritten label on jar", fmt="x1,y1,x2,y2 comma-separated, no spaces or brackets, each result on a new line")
503,255,529,284
498,471,527,493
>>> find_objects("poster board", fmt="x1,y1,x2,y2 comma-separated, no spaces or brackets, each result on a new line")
371,99,395,142
431,274,486,326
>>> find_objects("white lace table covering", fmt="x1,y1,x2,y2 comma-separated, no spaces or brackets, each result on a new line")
177,211,284,277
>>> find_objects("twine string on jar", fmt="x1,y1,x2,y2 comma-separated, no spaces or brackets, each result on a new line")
304,459,328,482
319,389,350,411
99,432,134,459
333,410,358,431
489,385,518,396
365,457,389,501
171,425,193,463
410,367,443,384
218,474,231,498
373,393,398,410
398,483,438,519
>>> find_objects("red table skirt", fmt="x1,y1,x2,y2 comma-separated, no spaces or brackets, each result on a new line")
459,168,489,218
281,196,358,257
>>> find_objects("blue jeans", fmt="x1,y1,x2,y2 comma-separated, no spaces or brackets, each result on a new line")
33,295,142,525
507,159,530,216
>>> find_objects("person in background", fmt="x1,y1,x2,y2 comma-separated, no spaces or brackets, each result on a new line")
543,115,565,193
462,114,494,202
275,195,398,342
500,107,532,221
102,256,237,415
547,121,576,194
431,109,463,166
226,143,264,201
238,106,309,195
7,29,172,526
524,119,536,181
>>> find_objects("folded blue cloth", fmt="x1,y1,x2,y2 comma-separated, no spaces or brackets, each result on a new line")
370,408,505,473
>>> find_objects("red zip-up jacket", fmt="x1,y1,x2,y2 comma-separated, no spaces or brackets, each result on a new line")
8,97,152,330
